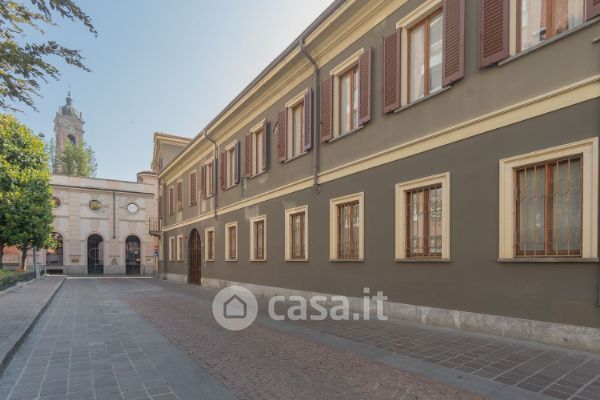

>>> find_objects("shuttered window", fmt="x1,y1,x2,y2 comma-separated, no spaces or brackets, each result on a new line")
176,181,183,211
480,0,510,66
251,217,266,261
514,156,582,257
383,29,401,113
168,187,174,215
518,0,585,52
339,66,359,135
224,142,239,188
289,102,304,159
409,9,443,103
225,223,237,261
337,200,360,259
290,211,306,260
189,171,197,205
246,121,268,176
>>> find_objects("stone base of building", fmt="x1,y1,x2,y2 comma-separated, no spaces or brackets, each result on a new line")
43,264,156,276
162,273,188,283
203,278,600,354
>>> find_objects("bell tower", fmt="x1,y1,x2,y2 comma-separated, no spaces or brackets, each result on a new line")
54,91,84,157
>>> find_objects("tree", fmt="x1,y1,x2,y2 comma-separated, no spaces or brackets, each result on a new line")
56,139,97,177
0,0,96,111
0,114,53,268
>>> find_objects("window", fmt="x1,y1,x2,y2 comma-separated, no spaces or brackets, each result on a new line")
169,187,174,215
285,206,309,261
205,227,214,261
169,237,175,261
176,181,183,211
329,193,364,260
203,158,214,198
176,235,183,261
326,48,371,140
499,138,598,260
289,102,304,158
395,173,450,260
253,127,264,176
339,66,359,135
409,9,443,102
225,222,238,261
222,141,239,189
518,0,584,52
250,216,267,261
189,171,197,205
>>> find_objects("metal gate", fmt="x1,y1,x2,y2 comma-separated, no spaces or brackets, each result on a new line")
125,235,141,275
189,230,201,284
87,234,104,275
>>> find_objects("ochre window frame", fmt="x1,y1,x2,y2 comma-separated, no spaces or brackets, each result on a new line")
407,8,443,103
249,215,267,261
329,192,364,261
224,221,238,262
396,0,443,107
176,235,184,261
330,48,364,138
205,227,215,262
204,158,214,198
499,138,598,260
284,205,309,261
395,172,450,261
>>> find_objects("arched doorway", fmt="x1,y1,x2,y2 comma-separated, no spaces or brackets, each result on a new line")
87,234,104,275
189,230,201,284
46,232,64,267
125,235,141,275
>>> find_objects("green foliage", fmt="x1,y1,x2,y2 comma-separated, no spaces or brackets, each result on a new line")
56,139,96,177
0,0,96,111
0,114,53,267
0,269,35,290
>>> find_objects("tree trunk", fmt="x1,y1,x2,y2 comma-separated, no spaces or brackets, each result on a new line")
0,240,4,269
20,248,28,270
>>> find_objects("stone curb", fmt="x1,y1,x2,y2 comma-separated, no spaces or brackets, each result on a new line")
0,276,66,379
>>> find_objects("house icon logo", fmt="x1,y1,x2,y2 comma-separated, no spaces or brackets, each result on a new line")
223,294,247,319
212,285,258,331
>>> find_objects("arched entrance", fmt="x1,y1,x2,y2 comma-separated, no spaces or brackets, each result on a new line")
125,235,141,275
46,232,64,267
189,229,201,284
87,234,104,275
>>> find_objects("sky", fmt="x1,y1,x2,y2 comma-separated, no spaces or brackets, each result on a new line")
18,1,332,181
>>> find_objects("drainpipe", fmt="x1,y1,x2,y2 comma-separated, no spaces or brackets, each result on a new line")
202,130,219,218
299,37,320,192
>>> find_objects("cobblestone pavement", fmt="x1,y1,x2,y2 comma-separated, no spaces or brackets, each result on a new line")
0,277,64,375
0,278,234,400
2,278,599,400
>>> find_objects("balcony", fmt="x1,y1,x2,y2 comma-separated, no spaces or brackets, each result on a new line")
148,218,162,237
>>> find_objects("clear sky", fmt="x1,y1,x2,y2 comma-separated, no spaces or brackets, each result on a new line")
19,1,331,181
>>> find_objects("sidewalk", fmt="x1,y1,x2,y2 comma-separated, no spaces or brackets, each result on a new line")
0,276,65,378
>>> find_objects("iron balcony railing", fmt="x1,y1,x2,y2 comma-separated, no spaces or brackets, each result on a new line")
149,218,162,237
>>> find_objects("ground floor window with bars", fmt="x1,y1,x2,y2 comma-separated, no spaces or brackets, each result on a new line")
250,216,266,261
285,206,308,261
395,173,450,260
337,201,360,259
406,184,443,258
205,228,214,261
225,223,237,261
514,156,582,257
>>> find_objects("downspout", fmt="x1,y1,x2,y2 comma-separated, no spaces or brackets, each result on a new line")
202,130,219,218
299,37,320,192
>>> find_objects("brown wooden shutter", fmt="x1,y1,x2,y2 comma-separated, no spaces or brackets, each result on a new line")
479,0,509,67
382,29,401,113
244,133,252,177
586,0,600,20
262,120,268,172
234,141,240,184
200,166,206,199
443,0,465,86
303,89,312,151
278,109,287,162
177,181,182,211
190,172,197,205
320,76,333,142
358,47,372,126
158,195,162,219
220,151,226,190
